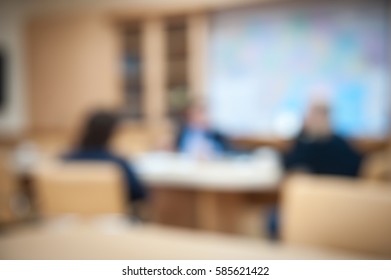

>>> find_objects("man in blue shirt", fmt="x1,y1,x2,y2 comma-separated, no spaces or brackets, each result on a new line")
175,103,230,159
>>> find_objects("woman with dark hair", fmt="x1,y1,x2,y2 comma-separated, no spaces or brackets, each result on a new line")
63,110,146,204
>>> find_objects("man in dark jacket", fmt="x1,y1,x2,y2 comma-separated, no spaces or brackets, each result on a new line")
284,100,363,177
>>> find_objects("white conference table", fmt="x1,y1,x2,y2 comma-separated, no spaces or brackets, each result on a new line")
132,151,283,233
134,151,283,191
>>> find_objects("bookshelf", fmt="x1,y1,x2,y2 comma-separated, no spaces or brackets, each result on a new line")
165,17,189,119
121,22,143,119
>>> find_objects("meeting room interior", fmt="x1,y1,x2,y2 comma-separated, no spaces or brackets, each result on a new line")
0,0,391,260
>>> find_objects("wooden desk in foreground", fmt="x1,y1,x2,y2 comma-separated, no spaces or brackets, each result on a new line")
134,152,282,233
0,219,373,260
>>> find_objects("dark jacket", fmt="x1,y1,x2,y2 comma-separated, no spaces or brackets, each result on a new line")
283,133,363,177
63,150,146,202
175,125,231,154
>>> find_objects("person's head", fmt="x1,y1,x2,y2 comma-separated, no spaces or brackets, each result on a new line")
78,110,119,150
186,102,210,130
303,100,332,138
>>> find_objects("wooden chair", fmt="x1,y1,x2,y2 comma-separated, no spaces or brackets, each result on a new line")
33,160,127,217
281,174,391,257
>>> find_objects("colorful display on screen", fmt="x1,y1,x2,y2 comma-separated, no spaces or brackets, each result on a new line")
208,0,389,139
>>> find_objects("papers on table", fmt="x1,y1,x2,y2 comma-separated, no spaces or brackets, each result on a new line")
132,150,283,191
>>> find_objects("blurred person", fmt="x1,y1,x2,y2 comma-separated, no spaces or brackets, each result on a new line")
268,97,364,240
283,99,363,177
63,110,147,208
174,102,230,159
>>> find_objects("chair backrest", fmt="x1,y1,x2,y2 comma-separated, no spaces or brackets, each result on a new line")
281,174,391,257
34,160,127,217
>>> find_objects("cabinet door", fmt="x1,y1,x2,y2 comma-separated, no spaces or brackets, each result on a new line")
27,14,122,131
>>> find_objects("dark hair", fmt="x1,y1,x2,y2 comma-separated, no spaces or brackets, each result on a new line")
78,111,119,150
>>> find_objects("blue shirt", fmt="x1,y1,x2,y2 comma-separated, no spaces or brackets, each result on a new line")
179,127,224,158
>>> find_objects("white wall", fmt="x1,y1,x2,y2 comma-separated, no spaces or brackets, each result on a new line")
0,5,26,137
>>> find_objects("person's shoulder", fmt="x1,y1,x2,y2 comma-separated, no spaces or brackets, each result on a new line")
176,123,189,137
102,150,126,162
62,150,84,160
208,129,225,138
330,134,359,153
330,134,349,145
